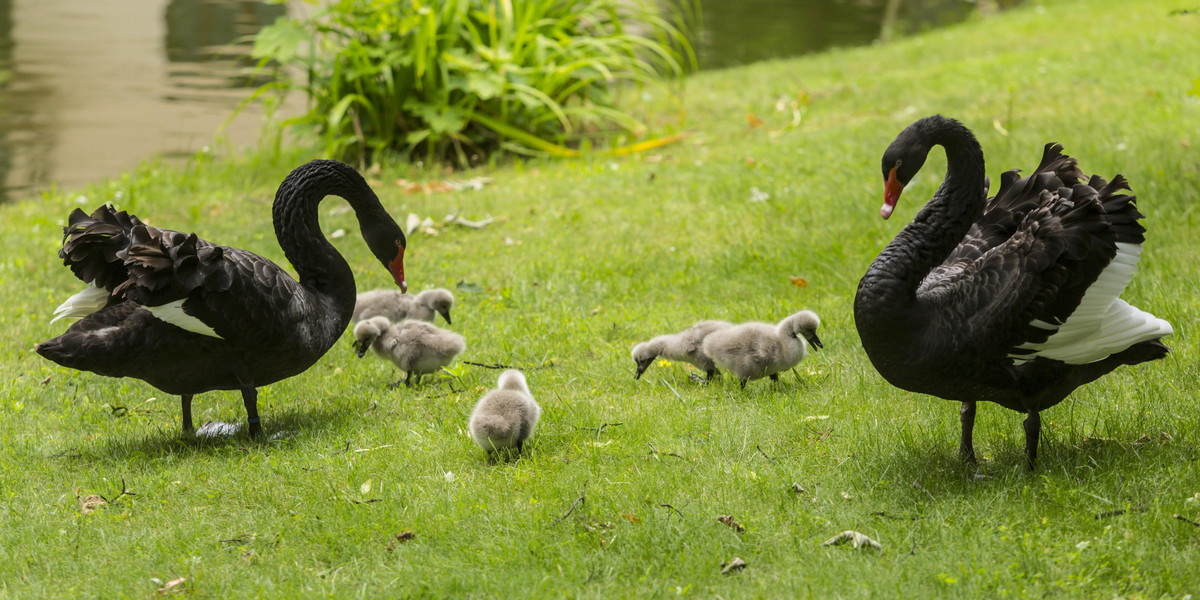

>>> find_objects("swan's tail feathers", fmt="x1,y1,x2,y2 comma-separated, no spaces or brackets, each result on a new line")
113,226,230,307
50,285,110,324
60,205,145,290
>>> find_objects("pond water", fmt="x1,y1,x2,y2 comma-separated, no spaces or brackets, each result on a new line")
0,0,1005,203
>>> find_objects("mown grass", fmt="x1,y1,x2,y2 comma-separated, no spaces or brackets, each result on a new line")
2,0,1199,597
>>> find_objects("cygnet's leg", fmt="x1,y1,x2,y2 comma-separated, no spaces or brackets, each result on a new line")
180,394,194,434
769,373,779,382
705,368,718,382
242,388,262,439
739,378,748,390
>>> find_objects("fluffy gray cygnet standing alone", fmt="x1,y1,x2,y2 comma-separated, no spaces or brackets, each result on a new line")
353,316,465,387
701,310,823,389
469,370,541,453
353,288,455,324
631,320,733,381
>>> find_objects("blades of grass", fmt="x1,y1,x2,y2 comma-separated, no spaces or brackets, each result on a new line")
471,112,579,158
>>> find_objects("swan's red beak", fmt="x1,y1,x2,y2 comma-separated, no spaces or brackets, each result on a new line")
389,249,407,293
882,167,904,220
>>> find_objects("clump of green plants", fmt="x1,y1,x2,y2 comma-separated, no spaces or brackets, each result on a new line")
252,0,697,164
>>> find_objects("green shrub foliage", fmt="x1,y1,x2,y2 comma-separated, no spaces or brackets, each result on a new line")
253,0,696,164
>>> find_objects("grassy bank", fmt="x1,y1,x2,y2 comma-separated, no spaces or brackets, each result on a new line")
2,0,1199,597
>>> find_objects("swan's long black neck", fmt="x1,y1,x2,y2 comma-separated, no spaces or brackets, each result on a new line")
863,118,986,304
272,160,386,322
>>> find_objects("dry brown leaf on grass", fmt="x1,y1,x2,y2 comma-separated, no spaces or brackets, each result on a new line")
717,515,745,533
621,513,642,525
821,530,882,551
156,577,186,595
790,276,808,288
79,494,106,514
386,530,416,552
720,557,747,575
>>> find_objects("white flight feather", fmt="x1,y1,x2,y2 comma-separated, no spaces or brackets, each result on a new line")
1010,242,1172,365
51,285,109,323
146,300,223,339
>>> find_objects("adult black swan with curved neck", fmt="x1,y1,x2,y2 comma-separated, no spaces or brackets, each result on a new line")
854,115,1172,468
36,160,407,438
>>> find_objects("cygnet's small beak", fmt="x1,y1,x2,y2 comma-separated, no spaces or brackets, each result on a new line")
634,358,654,380
354,340,370,358
439,310,452,325
806,334,823,350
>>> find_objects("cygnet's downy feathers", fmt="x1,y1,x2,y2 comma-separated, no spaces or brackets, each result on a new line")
701,310,822,389
631,320,733,380
353,316,465,387
353,288,455,324
469,370,541,453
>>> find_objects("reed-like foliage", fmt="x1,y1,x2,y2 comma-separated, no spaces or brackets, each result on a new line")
252,0,696,164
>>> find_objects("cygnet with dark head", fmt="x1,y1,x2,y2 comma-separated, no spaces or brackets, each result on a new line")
469,370,541,454
631,320,733,381
353,288,455,324
353,316,465,387
701,310,822,389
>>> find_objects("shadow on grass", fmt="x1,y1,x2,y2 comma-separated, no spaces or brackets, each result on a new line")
67,402,359,462
884,430,1195,497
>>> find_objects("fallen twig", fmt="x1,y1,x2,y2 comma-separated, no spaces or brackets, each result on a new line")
578,422,624,434
464,360,555,371
1094,506,1147,520
756,444,776,463
1174,514,1200,528
648,442,686,461
873,511,917,521
552,481,587,526
659,504,684,519
100,476,136,505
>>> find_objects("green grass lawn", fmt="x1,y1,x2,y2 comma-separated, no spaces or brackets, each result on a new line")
3,0,1200,596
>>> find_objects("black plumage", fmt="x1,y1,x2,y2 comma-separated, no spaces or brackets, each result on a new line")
855,115,1172,468
36,160,407,438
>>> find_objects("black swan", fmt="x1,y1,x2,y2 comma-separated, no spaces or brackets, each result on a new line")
854,115,1173,467
36,160,407,438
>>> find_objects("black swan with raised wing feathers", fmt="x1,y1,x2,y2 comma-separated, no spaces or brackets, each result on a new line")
854,115,1172,468
36,160,407,438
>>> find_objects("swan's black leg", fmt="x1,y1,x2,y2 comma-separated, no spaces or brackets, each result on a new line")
1023,411,1040,470
959,401,976,463
242,388,262,439
769,373,780,382
181,394,194,434
739,378,748,390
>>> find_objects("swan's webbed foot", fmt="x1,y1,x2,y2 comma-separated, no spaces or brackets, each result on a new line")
959,401,977,464
1023,411,1041,470
242,388,262,439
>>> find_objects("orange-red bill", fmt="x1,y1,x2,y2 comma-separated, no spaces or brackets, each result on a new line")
882,166,903,220
389,249,407,293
